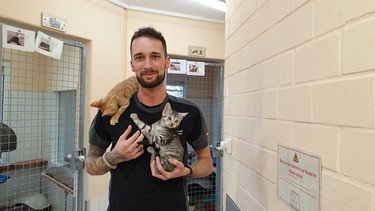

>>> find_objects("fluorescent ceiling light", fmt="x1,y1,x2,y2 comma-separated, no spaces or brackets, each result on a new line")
192,0,226,12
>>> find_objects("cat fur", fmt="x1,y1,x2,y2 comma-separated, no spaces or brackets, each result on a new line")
90,76,138,125
130,103,188,172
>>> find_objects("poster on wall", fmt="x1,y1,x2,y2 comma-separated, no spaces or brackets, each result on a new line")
2,24,35,52
168,59,187,74
34,31,64,60
278,145,321,211
186,61,205,76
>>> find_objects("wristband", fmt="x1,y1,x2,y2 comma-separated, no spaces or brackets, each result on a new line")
102,152,117,169
185,165,193,177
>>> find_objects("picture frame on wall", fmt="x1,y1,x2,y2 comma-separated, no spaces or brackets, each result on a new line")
2,24,35,52
186,61,205,76
34,31,64,60
168,59,187,74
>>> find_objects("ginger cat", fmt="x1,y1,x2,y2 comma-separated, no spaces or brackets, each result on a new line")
90,76,139,125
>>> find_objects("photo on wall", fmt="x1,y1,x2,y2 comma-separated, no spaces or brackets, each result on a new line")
168,59,187,74
186,61,205,76
34,31,64,60
2,24,35,52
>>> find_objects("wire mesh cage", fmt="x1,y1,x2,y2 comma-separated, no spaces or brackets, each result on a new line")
0,27,85,211
167,61,223,211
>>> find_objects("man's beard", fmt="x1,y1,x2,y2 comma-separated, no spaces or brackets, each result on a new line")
136,70,165,88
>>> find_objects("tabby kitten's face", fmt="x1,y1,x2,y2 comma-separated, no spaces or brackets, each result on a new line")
161,103,187,129
162,112,183,128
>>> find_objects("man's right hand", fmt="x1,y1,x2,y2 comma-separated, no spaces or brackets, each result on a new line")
108,125,145,164
85,125,144,175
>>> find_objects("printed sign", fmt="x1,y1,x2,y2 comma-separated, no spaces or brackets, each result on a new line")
278,145,321,211
2,24,35,52
35,31,63,60
168,59,187,74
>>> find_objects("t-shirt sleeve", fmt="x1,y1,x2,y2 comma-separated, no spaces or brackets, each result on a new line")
88,110,112,149
188,108,209,151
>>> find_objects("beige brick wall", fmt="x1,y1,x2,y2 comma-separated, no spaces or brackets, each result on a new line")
224,0,375,210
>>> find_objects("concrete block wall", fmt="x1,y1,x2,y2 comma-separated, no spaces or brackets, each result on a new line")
224,0,375,210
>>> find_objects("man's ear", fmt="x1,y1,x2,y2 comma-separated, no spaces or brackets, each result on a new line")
130,60,135,72
165,56,171,69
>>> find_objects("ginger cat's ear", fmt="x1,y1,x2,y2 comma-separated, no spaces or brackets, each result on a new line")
90,99,103,108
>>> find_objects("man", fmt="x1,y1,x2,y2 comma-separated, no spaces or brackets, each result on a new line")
85,27,213,211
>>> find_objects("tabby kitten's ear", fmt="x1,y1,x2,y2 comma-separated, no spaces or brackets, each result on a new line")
163,103,172,115
178,112,188,120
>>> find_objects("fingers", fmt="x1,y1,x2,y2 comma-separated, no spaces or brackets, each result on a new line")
130,132,144,151
135,144,144,153
155,157,166,174
118,125,132,141
150,157,170,181
114,126,145,162
150,158,167,181
150,159,157,174
119,126,144,148
167,158,182,167
151,157,188,180
128,132,144,156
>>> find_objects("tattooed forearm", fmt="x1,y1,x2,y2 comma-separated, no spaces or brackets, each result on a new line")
106,150,126,164
85,144,111,175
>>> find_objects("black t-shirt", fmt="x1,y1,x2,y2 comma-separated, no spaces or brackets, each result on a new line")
89,93,208,211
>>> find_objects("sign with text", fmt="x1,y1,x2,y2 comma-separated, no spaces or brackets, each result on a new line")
277,145,321,211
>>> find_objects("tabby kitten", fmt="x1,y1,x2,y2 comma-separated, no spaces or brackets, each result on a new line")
130,103,188,172
90,76,138,125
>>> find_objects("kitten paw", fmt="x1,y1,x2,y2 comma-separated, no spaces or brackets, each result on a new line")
147,147,156,154
147,147,157,160
110,117,118,126
130,113,138,119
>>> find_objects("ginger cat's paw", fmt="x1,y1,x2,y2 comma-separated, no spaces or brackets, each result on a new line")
110,117,119,126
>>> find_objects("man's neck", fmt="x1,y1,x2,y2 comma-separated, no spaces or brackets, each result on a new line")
137,86,167,107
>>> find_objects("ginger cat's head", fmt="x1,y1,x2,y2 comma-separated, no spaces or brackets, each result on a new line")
90,98,118,117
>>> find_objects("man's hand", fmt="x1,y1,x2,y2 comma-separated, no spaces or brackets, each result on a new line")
150,157,190,180
86,125,145,175
108,125,145,164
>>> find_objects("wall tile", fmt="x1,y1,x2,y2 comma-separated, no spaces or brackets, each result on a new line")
279,85,312,122
343,18,375,73
279,3,313,52
313,78,374,128
322,173,372,211
315,0,375,35
341,128,375,185
266,53,293,88
295,35,340,82
293,123,339,171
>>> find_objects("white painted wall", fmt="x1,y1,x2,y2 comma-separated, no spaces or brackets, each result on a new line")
224,0,375,210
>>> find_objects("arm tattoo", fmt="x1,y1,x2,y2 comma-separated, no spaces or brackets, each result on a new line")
106,150,126,163
87,144,105,157
86,144,111,174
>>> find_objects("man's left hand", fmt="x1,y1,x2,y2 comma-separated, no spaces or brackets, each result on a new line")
150,157,190,180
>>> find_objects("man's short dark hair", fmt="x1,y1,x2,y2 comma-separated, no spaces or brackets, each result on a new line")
130,27,168,58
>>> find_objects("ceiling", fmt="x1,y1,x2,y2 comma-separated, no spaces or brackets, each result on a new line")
109,0,226,24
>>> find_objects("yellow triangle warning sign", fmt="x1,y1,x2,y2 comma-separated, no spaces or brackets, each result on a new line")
293,153,299,163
